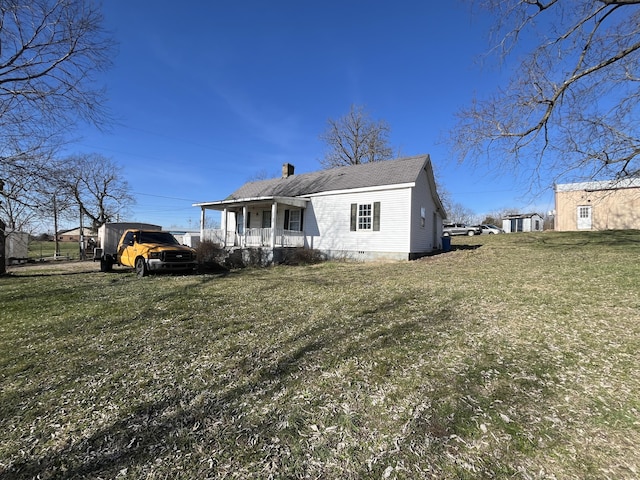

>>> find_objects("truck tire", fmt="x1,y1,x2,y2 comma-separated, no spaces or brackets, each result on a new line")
467,230,475,236
135,257,148,277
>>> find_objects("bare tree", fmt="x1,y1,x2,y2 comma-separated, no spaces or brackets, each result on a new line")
445,202,477,224
0,176,41,232
63,153,134,228
0,146,62,231
319,104,395,168
480,208,521,227
0,0,114,175
452,0,640,185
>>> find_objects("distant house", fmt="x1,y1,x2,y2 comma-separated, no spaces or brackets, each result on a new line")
554,178,640,231
194,155,447,261
56,227,97,242
502,213,544,233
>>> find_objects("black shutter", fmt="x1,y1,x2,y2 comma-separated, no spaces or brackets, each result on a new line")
246,211,251,228
299,210,304,231
284,209,290,230
350,204,357,231
373,202,380,231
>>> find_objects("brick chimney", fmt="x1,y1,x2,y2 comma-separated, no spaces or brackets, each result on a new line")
282,163,295,178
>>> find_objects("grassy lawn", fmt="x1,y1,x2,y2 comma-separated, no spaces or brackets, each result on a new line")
1,231,639,479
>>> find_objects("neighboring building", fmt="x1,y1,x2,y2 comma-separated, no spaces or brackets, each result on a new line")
194,154,447,261
554,178,640,231
56,227,97,242
172,231,200,248
502,213,544,233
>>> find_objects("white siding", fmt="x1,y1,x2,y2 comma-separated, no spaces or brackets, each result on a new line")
409,168,442,252
305,187,412,257
6,231,29,260
503,215,543,233
97,222,162,255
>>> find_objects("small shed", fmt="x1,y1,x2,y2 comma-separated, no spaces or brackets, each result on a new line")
6,230,29,264
502,213,544,233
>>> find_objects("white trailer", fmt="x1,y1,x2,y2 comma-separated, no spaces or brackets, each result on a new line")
95,222,161,270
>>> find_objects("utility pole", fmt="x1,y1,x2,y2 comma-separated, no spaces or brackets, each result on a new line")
53,193,60,258
0,180,6,275
79,208,85,260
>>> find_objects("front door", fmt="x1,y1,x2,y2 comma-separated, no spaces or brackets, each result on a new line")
510,218,524,232
577,205,592,230
118,230,137,266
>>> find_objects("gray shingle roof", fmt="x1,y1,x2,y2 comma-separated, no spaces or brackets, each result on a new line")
226,154,431,200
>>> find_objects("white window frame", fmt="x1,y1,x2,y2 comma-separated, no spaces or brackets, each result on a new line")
287,209,301,231
358,203,372,230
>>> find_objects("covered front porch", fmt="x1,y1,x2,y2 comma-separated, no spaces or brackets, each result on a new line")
194,195,308,249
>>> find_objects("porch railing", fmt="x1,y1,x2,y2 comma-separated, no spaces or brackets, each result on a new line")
203,228,304,248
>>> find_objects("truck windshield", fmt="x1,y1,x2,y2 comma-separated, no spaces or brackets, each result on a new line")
139,232,180,245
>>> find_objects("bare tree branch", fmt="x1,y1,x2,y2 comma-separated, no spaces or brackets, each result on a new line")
0,0,114,170
453,0,640,184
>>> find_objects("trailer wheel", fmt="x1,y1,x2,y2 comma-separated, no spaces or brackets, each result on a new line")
100,258,113,272
135,257,148,277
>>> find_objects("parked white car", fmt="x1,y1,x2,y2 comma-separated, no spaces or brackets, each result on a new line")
475,224,505,234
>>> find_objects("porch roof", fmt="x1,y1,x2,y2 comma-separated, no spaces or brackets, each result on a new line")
193,195,308,211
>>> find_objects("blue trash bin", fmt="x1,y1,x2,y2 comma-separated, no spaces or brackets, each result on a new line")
441,236,451,252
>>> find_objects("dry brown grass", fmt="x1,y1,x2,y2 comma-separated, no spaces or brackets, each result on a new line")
1,230,639,479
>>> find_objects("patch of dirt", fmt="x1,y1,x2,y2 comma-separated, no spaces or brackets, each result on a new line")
6,260,109,275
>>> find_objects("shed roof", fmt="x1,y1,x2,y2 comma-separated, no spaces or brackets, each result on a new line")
555,177,640,192
504,213,543,219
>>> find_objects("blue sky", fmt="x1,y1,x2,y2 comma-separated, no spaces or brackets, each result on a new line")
69,1,555,230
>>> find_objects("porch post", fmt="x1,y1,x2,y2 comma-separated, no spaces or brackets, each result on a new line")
242,205,248,247
200,207,205,240
271,201,278,248
222,208,228,247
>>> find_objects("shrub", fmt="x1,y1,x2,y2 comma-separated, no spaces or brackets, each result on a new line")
195,240,228,273
279,247,326,266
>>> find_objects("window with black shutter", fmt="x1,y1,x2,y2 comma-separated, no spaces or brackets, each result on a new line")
351,202,380,231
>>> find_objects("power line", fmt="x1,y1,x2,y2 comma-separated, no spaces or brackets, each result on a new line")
133,192,198,202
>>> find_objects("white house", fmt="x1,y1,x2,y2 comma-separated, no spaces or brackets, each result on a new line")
194,155,447,261
502,213,544,233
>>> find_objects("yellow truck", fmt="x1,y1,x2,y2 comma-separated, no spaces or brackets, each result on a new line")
96,223,197,276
